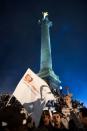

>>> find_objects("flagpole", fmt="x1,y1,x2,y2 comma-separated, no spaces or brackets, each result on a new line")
5,94,13,107
67,89,69,95
65,86,69,95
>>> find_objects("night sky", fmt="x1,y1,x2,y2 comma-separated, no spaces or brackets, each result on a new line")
0,0,87,106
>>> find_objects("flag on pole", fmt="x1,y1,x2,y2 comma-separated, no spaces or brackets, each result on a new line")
65,86,70,95
13,68,55,126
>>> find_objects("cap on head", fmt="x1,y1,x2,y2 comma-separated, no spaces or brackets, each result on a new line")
52,110,63,117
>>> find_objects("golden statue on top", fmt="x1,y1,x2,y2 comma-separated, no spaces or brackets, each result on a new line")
42,12,48,19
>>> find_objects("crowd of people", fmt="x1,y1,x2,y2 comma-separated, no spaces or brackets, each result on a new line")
0,89,87,131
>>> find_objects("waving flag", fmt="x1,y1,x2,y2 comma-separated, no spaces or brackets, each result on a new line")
13,68,55,126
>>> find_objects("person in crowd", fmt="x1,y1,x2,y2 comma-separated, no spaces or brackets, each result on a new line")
0,103,29,131
72,102,79,114
68,106,87,131
37,110,53,131
79,107,87,130
52,110,68,130
27,115,36,131
64,94,72,109
61,94,72,123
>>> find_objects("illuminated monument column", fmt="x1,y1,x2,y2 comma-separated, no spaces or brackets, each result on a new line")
38,12,61,93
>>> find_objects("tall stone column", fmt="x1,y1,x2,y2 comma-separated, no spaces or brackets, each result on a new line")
38,12,61,93
40,12,52,70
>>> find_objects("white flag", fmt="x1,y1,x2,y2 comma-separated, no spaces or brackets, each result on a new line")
13,68,55,126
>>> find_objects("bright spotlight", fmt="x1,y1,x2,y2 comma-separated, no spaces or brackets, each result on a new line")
60,86,62,90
